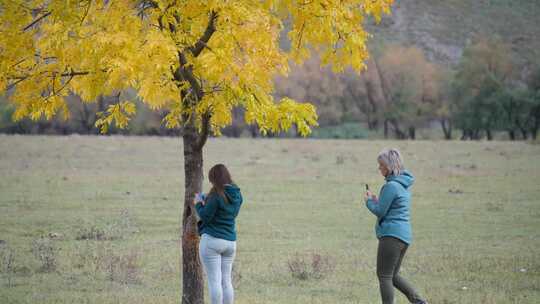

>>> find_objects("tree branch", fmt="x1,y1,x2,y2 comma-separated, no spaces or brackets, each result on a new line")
137,0,159,18
188,11,218,57
7,70,90,90
80,1,92,25
175,53,203,102
173,9,219,96
296,22,306,53
9,70,90,81
168,10,218,145
51,71,76,97
195,112,212,150
23,11,51,31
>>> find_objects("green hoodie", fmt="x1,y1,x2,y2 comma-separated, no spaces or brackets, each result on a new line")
195,184,243,241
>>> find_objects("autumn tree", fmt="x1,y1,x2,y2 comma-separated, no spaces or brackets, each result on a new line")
434,69,454,140
0,0,393,302
357,57,387,130
377,45,441,139
274,55,388,133
275,55,364,127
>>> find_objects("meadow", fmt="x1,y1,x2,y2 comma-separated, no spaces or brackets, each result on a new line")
0,135,539,303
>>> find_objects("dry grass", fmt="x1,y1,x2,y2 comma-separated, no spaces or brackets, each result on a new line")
0,135,539,303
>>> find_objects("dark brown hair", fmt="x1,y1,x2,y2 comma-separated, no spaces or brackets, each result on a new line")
208,164,233,203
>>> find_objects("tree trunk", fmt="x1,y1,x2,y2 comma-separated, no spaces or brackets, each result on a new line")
485,129,493,141
508,130,516,140
389,119,406,139
533,110,540,140
473,129,481,140
441,119,452,140
461,129,472,140
519,128,528,140
181,120,205,304
384,119,389,139
175,13,217,302
408,126,416,140
363,60,386,131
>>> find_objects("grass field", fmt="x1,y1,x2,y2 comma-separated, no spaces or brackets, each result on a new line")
0,135,539,304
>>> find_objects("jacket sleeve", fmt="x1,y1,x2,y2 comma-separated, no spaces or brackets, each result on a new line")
365,182,398,218
195,195,219,223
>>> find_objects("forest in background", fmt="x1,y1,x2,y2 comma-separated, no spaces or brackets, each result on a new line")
2,0,539,140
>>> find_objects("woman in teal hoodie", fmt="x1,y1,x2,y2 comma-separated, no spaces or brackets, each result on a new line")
194,164,243,304
365,149,427,304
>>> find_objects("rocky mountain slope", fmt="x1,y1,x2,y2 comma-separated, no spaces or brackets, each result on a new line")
365,0,540,68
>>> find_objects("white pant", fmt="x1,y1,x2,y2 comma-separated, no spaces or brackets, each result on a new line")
199,234,236,304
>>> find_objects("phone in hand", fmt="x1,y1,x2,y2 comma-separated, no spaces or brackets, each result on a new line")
195,192,206,202
365,183,370,191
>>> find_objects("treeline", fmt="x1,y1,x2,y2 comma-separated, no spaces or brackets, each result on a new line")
2,38,539,140
275,37,540,140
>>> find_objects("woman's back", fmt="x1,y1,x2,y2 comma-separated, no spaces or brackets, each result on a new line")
196,184,243,241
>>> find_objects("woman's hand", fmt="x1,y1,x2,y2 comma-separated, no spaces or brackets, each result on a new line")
194,193,206,205
364,190,377,203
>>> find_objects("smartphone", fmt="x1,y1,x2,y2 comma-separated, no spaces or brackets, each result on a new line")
365,184,370,191
195,192,206,202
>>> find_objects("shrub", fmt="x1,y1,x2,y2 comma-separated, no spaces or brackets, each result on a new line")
287,252,335,280
0,244,15,287
76,225,107,241
232,263,242,288
74,242,141,284
101,248,141,284
31,238,57,272
76,209,138,241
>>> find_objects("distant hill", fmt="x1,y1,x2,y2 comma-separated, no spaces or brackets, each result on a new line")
365,0,539,68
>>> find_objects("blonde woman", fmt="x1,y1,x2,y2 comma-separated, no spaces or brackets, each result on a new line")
365,149,427,304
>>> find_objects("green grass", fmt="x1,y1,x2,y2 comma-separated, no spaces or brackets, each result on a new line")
0,135,539,303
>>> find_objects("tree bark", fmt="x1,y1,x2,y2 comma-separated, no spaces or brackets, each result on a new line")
486,129,493,141
181,117,205,304
472,129,481,140
363,58,387,130
533,109,540,140
508,130,516,140
171,11,217,303
532,118,539,140
514,117,528,140
461,129,471,140
389,119,406,139
408,126,416,140
441,119,452,140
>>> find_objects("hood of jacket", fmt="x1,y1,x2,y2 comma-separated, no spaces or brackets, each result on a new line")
224,184,242,204
385,170,414,189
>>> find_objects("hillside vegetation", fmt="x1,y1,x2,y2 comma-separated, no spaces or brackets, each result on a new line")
367,0,540,66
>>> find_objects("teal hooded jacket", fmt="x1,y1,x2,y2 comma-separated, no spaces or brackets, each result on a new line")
195,184,243,241
365,171,414,245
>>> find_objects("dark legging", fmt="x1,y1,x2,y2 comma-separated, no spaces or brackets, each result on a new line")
377,237,425,304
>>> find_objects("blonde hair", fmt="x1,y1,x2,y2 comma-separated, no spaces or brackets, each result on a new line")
377,148,404,176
